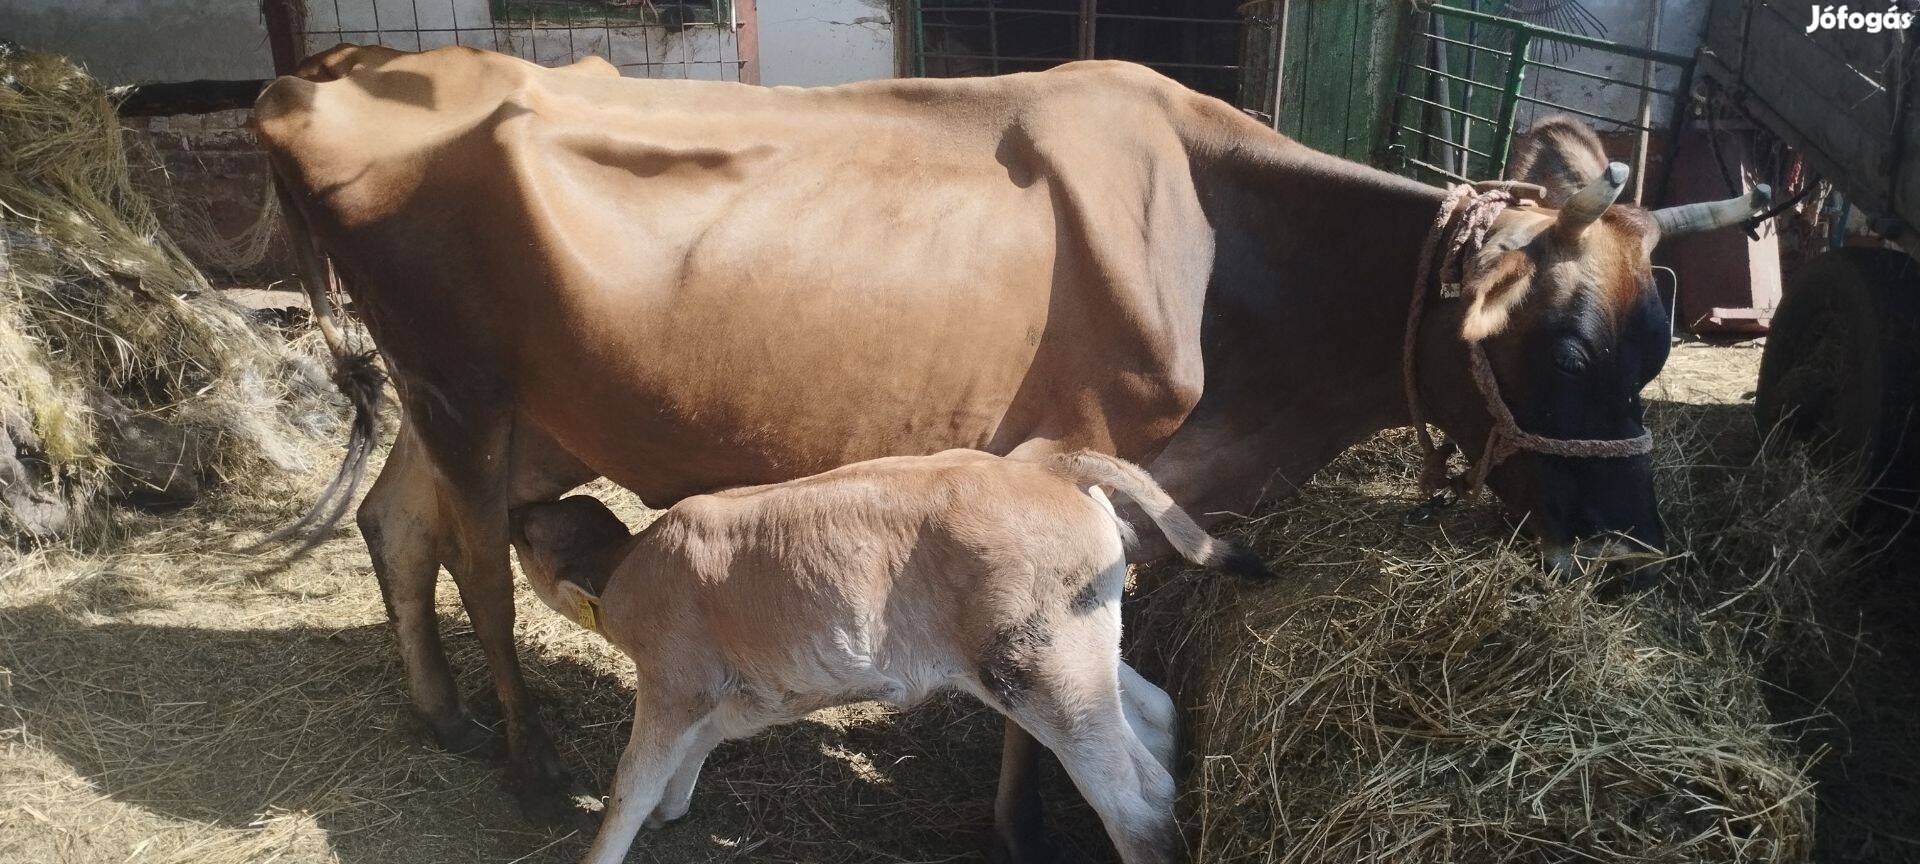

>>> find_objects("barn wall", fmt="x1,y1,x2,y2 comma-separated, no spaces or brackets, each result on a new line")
0,0,275,84
758,0,897,86
1517,0,1711,132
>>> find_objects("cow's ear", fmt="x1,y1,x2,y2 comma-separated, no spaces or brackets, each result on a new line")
1459,210,1551,341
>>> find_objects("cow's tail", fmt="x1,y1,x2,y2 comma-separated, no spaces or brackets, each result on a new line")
1049,450,1274,580
256,177,386,557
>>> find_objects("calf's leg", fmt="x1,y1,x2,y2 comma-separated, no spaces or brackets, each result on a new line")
991,601,1178,864
1118,662,1177,773
583,691,713,864
645,717,729,828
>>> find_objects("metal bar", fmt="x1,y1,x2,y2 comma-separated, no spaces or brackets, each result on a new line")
1078,0,1096,58
1630,0,1663,203
1269,0,1289,131
1088,12,1240,24
1391,125,1496,159
917,52,1236,71
1513,93,1652,130
1491,31,1530,176
919,6,1078,15
1401,61,1494,90
913,0,927,76
1396,92,1498,125
1418,31,1514,59
1405,155,1474,183
987,0,999,74
1528,58,1679,95
1425,3,1693,66
923,51,1086,63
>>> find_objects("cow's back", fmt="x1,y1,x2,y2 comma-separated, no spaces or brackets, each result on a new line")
258,49,1220,505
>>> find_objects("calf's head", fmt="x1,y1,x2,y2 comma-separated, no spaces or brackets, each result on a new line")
1414,118,1767,588
509,495,631,625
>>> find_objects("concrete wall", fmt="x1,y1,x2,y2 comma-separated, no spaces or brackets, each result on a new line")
1519,0,1709,132
758,0,897,87
0,0,275,84
0,0,896,87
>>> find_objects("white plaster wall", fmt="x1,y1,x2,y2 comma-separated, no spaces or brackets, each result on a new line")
756,0,897,87
0,0,275,84
1518,0,1710,131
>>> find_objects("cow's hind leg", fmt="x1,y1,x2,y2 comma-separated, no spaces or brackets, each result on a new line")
418,414,589,825
358,424,483,754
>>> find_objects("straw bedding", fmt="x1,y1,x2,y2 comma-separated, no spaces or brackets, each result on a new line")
0,48,334,541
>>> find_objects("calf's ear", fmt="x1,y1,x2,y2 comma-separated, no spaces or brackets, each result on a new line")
1458,209,1551,341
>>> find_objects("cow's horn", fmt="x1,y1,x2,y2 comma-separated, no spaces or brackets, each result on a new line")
1556,162,1630,235
1651,185,1774,238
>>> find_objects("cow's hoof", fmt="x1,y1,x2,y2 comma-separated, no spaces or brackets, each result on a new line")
985,830,1061,864
412,706,498,758
513,776,600,832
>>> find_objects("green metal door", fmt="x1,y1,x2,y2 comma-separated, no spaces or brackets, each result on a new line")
1238,0,1406,161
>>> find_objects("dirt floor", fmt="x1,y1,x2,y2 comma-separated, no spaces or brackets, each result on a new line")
0,339,1906,864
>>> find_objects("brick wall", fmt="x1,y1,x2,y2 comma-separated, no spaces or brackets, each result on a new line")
126,109,295,286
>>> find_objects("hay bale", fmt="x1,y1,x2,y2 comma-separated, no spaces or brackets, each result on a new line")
0,47,335,540
1132,406,1847,863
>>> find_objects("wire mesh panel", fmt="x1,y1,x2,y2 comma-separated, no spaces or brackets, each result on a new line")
909,0,1244,102
1384,4,1693,187
299,0,755,81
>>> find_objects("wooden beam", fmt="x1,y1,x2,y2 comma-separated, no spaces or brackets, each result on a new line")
260,0,308,77
735,0,761,84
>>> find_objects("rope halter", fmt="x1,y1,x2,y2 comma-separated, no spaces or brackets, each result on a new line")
1402,183,1654,504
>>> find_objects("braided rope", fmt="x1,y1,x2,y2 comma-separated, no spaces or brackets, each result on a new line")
1404,185,1655,500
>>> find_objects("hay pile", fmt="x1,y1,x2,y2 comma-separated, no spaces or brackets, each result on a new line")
0,48,335,540
1131,400,1849,863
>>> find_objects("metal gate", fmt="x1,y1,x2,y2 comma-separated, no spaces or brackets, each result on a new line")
288,0,759,82
1383,4,1694,191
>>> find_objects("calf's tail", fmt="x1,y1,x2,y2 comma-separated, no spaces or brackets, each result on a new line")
1048,450,1273,580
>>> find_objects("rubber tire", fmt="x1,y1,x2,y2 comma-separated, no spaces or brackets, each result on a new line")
1756,248,1920,513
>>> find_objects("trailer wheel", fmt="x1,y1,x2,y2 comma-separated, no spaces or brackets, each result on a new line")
1757,248,1920,511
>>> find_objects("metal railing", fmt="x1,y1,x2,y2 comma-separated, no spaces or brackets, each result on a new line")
1384,4,1694,190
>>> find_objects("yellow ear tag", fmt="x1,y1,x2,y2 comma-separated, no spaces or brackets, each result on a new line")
575,595,600,632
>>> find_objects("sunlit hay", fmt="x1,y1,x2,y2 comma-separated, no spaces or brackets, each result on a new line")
1129,398,1855,864
0,48,337,541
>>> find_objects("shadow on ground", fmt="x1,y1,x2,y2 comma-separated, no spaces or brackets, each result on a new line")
0,601,1110,864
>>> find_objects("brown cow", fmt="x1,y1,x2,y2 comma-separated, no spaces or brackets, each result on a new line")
255,45,1765,858
510,449,1267,864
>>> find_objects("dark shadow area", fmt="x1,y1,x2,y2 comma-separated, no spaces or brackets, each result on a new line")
0,603,1110,863
1647,396,1920,862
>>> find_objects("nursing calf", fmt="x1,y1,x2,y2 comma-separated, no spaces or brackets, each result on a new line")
509,449,1270,864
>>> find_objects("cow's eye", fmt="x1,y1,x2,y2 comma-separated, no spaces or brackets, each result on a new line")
1552,340,1589,376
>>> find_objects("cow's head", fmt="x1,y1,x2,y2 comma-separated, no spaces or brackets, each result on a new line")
1414,117,1766,590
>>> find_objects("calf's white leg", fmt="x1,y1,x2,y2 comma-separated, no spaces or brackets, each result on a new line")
581,697,707,864
1118,662,1177,773
645,718,729,829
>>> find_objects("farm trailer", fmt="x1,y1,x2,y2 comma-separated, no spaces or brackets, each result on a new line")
1701,0,1920,506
